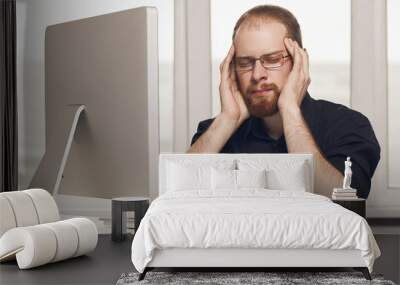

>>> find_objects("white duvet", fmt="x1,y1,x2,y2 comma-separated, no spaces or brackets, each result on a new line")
131,189,380,273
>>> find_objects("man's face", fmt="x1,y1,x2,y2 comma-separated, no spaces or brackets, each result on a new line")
234,20,293,117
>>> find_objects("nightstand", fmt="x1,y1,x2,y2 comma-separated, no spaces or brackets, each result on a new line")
111,197,150,242
332,198,366,218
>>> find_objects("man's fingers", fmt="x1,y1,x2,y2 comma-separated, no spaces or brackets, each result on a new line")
292,40,302,73
284,38,300,73
229,68,239,92
299,47,310,85
284,37,293,56
219,61,224,73
293,40,310,84
284,38,295,64
229,62,236,81
221,44,235,81
219,54,228,73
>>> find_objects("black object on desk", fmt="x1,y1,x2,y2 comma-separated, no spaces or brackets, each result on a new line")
332,198,366,218
112,197,150,242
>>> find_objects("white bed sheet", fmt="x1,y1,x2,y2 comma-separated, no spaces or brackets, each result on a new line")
131,189,380,273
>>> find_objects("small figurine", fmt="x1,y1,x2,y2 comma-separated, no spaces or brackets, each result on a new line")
332,157,358,199
342,157,353,190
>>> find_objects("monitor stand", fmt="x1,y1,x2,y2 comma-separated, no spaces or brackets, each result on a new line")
52,104,85,196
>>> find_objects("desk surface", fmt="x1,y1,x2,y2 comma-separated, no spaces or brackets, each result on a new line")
0,235,133,285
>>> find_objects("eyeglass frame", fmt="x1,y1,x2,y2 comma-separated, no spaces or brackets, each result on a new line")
233,53,291,72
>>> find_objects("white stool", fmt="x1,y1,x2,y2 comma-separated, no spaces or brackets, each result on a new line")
0,189,98,269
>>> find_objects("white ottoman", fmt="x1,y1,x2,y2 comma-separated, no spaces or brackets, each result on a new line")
0,189,98,269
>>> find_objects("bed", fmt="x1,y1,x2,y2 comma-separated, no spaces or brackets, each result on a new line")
131,153,380,281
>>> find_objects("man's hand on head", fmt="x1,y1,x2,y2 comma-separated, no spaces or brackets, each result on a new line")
219,44,250,127
187,44,250,153
278,38,311,113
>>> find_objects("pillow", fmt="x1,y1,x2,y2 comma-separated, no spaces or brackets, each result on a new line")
237,158,310,192
211,168,236,190
266,162,307,191
166,162,211,191
165,158,236,192
211,168,268,190
236,169,267,189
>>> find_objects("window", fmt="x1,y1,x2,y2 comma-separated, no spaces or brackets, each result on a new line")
387,0,400,187
211,0,350,116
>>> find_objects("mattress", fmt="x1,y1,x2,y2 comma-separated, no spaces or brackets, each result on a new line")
131,189,380,273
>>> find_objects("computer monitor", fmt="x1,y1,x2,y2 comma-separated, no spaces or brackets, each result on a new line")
30,7,159,200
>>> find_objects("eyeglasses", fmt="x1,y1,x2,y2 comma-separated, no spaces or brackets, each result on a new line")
234,53,291,72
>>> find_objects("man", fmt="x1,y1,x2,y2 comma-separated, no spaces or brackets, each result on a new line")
187,5,380,199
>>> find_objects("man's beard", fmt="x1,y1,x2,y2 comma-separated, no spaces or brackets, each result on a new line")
242,82,280,118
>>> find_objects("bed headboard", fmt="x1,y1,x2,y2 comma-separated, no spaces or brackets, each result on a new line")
158,153,314,196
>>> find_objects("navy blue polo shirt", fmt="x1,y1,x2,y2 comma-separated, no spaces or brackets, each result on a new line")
190,93,381,199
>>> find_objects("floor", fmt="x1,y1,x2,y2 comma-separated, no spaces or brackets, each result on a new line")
1,233,397,285
0,235,134,285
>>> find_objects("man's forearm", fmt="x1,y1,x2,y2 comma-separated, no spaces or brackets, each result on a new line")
187,114,239,153
280,104,343,197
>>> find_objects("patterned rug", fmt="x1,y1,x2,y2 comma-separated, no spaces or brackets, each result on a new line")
116,271,397,285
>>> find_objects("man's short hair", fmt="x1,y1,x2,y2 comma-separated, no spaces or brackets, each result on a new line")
232,5,303,48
